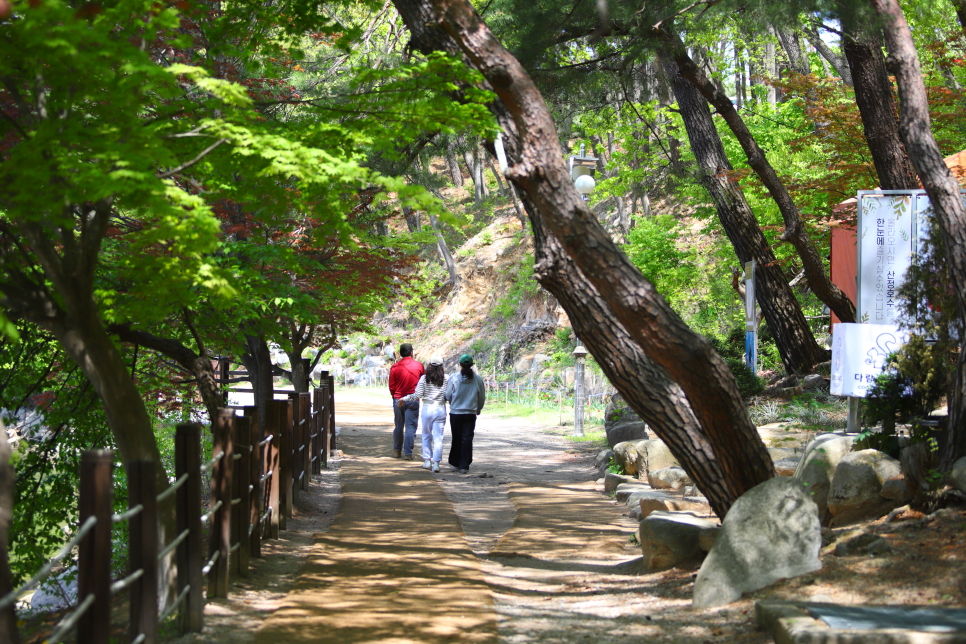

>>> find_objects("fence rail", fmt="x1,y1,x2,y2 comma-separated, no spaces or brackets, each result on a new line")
0,373,338,644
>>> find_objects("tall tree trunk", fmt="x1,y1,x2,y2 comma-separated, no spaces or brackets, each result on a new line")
775,25,811,76
403,206,421,232
952,0,966,32
842,23,919,190
804,26,853,85
109,325,224,424
445,139,464,186
870,0,966,471
662,29,857,325
428,211,461,289
663,52,827,374
462,146,484,202
487,158,507,197
0,423,17,644
392,0,775,517
765,37,778,105
283,324,314,394
241,335,274,435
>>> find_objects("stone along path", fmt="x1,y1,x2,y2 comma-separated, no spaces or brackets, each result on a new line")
250,391,769,644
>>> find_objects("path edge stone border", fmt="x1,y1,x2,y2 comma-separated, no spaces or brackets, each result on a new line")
755,601,966,644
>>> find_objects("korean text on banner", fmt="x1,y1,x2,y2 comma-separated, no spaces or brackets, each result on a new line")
830,323,909,398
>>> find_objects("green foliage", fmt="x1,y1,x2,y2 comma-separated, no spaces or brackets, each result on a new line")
495,253,540,319
606,456,625,475
707,332,764,398
862,336,947,445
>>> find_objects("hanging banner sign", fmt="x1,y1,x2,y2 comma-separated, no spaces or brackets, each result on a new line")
856,192,917,325
830,323,909,397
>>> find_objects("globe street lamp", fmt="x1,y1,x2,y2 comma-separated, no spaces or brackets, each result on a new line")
569,143,597,202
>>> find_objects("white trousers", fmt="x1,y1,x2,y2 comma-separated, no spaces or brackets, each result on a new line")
420,405,446,463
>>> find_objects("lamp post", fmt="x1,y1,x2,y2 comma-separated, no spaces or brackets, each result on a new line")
569,144,597,202
573,344,588,436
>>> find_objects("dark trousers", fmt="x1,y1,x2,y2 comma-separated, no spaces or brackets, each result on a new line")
448,413,477,470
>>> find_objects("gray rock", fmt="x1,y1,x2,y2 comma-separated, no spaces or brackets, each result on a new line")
614,482,651,503
880,476,913,503
767,447,799,461
774,457,801,477
604,472,637,493
949,456,966,493
612,441,640,476
594,449,614,470
827,449,902,520
833,532,892,557
30,568,78,610
802,374,827,390
594,448,615,479
639,511,718,571
604,393,650,448
698,526,720,552
648,466,692,490
692,477,822,609
638,494,712,520
628,504,643,521
513,355,534,373
633,439,680,480
793,433,856,521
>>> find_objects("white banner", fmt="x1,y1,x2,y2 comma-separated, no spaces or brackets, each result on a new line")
857,192,916,325
830,323,909,397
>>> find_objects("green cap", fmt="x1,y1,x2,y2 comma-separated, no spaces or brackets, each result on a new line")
459,353,474,366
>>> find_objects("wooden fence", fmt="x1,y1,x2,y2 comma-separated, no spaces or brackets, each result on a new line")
0,374,336,644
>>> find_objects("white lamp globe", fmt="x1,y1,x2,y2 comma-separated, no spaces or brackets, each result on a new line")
574,174,596,195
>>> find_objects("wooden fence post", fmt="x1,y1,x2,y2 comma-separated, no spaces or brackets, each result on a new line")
284,398,295,519
275,400,291,529
243,407,262,558
78,449,112,644
128,460,158,644
209,410,233,598
175,423,203,633
235,415,251,577
315,382,329,469
327,373,336,452
266,401,283,536
299,392,311,489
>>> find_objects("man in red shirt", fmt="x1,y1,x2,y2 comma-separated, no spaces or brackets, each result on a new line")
388,343,424,459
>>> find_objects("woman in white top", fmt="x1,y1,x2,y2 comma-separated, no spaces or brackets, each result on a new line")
399,355,447,472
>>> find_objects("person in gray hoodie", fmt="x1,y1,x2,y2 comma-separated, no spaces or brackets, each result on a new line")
444,353,486,474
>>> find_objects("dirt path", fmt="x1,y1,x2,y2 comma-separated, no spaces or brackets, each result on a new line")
168,390,769,644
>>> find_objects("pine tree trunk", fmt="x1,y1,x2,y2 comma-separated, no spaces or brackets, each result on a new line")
392,0,776,517
871,0,966,472
805,26,853,85
775,26,811,76
446,140,464,186
843,25,919,190
242,335,274,436
429,212,461,288
663,52,827,374
663,29,856,327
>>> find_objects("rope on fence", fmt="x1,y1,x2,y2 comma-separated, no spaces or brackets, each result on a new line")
112,504,144,523
0,515,97,611
156,472,188,502
46,592,96,644
110,568,144,595
158,585,190,623
158,529,189,561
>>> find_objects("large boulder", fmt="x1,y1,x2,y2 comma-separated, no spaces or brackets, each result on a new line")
639,511,718,571
949,456,966,494
826,449,902,525
594,448,614,479
633,439,680,480
604,472,637,493
639,495,711,520
604,393,650,448
648,466,692,490
692,477,822,609
793,433,856,521
612,441,640,476
614,482,651,503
